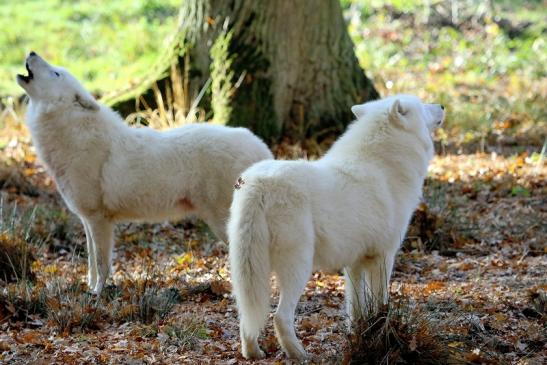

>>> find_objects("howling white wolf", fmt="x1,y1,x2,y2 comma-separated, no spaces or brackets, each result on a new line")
16,52,273,294
228,94,445,359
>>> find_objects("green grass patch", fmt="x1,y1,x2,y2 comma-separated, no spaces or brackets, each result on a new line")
0,0,180,96
345,0,546,139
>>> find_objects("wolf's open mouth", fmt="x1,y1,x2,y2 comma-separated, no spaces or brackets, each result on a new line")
17,62,34,83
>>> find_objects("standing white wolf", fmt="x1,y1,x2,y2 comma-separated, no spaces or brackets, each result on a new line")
16,52,273,294
228,95,445,359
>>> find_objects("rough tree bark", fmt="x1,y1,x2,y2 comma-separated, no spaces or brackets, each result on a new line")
105,0,379,142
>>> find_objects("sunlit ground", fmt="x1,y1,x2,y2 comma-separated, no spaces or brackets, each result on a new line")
0,108,545,363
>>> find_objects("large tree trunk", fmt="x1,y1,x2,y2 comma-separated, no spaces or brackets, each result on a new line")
104,0,379,142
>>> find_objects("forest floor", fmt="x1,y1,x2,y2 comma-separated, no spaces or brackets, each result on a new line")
0,126,544,364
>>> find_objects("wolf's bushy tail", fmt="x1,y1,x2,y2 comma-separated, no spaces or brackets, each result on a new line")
228,183,271,339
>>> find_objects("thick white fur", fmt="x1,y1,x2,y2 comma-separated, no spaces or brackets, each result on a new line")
228,95,445,359
16,53,273,294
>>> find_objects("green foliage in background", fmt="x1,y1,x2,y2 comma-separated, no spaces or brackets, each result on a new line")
0,0,180,96
0,0,545,140
344,0,545,140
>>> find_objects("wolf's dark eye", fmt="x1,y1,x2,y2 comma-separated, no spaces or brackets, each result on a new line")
54,72,60,77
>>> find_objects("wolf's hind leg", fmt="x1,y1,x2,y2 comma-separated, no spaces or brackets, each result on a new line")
272,225,313,359
363,253,395,311
344,264,365,326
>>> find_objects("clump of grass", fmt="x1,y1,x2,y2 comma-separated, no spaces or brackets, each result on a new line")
0,199,37,282
1,278,101,330
0,281,47,323
113,284,179,324
124,58,209,130
344,296,463,365
44,279,103,334
111,265,181,324
161,316,208,351
528,286,546,318
1,270,180,331
29,204,85,254
0,233,35,283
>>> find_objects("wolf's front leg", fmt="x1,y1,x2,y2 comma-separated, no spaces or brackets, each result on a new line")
201,209,228,243
81,218,97,289
86,217,115,294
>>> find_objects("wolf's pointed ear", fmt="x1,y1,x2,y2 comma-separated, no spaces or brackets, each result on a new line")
75,93,100,111
351,104,366,119
388,99,405,127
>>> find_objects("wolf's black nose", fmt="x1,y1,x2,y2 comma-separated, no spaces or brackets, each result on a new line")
440,105,444,110
29,51,36,56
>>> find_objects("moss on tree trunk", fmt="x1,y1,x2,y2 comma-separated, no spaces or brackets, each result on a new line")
105,0,379,142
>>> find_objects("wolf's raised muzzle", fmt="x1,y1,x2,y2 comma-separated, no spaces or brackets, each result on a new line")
16,52,37,83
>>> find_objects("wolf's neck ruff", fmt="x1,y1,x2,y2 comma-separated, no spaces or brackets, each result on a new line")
324,115,433,200
26,101,113,176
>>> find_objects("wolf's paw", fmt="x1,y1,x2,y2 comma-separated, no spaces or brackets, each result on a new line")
283,343,307,360
241,334,266,359
87,276,97,290
91,281,104,296
242,347,265,359
241,336,266,359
